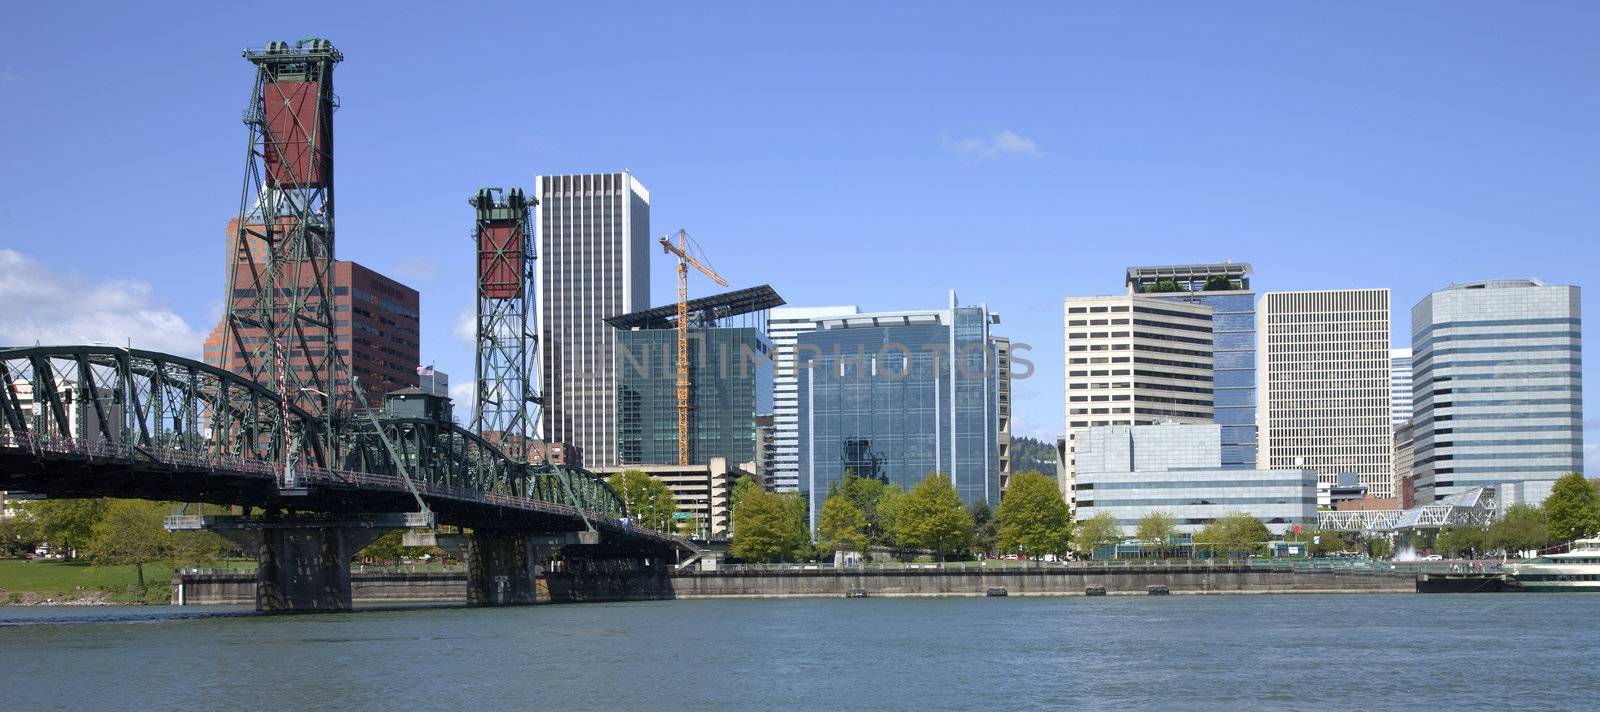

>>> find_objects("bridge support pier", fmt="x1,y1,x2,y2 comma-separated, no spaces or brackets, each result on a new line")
167,513,432,613
466,530,599,605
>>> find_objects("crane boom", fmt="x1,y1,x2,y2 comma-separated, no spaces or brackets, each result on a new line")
659,230,727,466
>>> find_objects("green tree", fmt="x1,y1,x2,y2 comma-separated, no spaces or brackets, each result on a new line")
1194,513,1269,558
995,471,1072,558
893,474,975,561
1543,472,1600,543
1203,275,1236,291
1435,526,1487,558
1145,278,1183,293
606,469,680,532
1489,504,1548,555
1135,511,1179,558
1365,538,1393,559
969,499,998,556
1072,512,1122,560
816,494,868,555
834,470,899,545
875,485,904,547
27,498,108,558
729,476,760,516
730,490,809,562
85,499,169,588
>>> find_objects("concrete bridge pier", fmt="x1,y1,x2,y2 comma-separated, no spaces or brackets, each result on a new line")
166,512,432,613
546,542,674,602
466,530,600,605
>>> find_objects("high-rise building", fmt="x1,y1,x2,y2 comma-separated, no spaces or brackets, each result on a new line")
536,172,651,467
1061,295,1214,507
797,291,1001,530
995,336,1013,493
769,306,859,492
607,285,780,467
1393,419,1415,507
1390,347,1414,428
1126,263,1257,469
1410,279,1583,505
1257,288,1394,498
204,217,420,408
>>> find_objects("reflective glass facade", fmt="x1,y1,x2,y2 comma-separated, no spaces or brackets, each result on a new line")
615,327,771,466
1148,290,1257,469
797,298,999,531
1411,280,1583,505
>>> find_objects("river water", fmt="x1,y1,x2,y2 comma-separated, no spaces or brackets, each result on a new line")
2,594,1597,711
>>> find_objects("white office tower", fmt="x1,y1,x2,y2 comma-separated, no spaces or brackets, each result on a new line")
768,305,859,491
1258,288,1394,498
1062,295,1215,507
537,172,651,466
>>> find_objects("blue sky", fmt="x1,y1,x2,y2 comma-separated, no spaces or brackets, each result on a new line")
1,2,1595,472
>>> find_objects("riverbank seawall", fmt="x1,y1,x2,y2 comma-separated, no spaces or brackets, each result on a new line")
670,565,1413,598
172,564,1415,604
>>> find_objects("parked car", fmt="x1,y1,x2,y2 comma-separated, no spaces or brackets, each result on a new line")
1422,554,1444,561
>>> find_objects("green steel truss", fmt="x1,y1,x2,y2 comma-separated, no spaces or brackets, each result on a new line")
222,39,342,466
0,346,625,520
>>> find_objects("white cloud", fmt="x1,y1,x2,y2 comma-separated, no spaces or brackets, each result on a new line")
0,249,205,357
449,381,476,424
454,311,476,344
944,130,1041,160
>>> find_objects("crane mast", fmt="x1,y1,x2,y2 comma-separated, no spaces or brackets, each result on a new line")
658,230,727,466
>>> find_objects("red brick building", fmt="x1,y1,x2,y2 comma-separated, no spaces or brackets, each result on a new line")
204,218,420,409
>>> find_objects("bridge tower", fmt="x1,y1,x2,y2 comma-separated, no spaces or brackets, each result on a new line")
470,188,538,460
219,39,342,466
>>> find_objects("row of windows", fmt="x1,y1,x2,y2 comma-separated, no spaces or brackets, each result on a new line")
1079,479,1315,491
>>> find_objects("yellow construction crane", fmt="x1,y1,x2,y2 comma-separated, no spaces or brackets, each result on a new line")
659,229,727,466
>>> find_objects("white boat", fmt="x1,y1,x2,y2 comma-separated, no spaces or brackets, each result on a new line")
1507,537,1600,592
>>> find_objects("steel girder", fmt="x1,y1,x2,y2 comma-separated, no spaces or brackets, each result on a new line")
0,345,627,523
1317,486,1501,533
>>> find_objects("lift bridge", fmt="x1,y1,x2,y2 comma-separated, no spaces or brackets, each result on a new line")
0,346,687,610
1318,486,1501,534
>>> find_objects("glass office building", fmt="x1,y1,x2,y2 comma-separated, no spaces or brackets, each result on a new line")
607,286,780,467
797,291,1000,531
1126,263,1257,469
1073,423,1318,535
1411,279,1583,505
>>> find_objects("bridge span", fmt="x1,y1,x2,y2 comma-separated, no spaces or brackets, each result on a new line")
0,345,690,611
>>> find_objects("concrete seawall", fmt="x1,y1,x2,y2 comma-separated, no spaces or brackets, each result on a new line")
174,571,468,606
670,566,1413,598
174,565,1413,605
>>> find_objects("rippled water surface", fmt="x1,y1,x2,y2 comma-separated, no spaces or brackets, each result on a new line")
2,594,1597,711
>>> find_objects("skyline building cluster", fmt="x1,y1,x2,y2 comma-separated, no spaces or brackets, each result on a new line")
188,164,1584,542
1062,264,1583,534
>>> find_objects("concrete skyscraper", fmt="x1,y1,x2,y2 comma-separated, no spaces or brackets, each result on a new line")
1061,294,1214,506
537,172,650,467
1126,262,1257,469
1410,279,1582,505
1258,288,1394,498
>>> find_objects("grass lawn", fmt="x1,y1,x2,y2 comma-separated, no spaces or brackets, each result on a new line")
0,558,253,603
